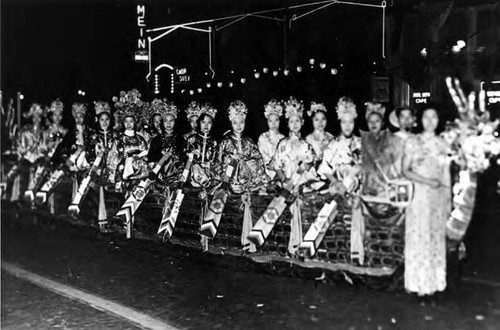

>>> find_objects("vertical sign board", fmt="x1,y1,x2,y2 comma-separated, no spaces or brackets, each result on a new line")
134,2,148,62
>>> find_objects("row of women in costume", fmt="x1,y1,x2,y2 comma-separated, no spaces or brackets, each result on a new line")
1,89,453,298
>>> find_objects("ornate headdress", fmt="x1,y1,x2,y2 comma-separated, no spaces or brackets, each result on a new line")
185,101,202,119
263,99,283,119
228,100,248,121
336,97,357,121
148,98,178,120
72,103,87,118
284,97,304,119
94,101,110,117
48,99,64,116
200,103,218,119
307,101,327,117
364,101,386,120
112,89,147,121
25,103,45,118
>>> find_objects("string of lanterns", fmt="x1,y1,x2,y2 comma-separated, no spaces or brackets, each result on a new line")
176,58,347,95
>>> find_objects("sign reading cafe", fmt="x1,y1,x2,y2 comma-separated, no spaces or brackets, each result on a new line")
134,2,148,63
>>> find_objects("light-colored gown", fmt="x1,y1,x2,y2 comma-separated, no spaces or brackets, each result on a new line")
404,134,451,295
305,131,334,162
258,131,284,179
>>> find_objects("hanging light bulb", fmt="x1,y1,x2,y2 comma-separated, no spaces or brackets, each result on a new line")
229,82,234,88
189,90,194,95
197,88,203,93
240,78,246,84
320,63,326,69
309,58,315,65
297,66,303,73
206,82,211,88
272,70,278,77
330,68,338,75
284,68,290,76
217,82,223,88
457,40,466,49
263,67,269,73
254,72,261,79
420,48,428,57
181,89,186,94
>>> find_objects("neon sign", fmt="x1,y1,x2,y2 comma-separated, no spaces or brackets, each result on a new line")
134,3,148,62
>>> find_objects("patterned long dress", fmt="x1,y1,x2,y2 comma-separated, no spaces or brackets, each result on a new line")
111,132,149,191
257,131,284,179
404,134,451,295
215,134,268,193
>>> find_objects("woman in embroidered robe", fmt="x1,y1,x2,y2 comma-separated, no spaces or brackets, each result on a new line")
184,104,218,189
147,99,184,187
258,99,284,180
318,97,364,263
215,101,268,194
318,97,362,196
272,97,317,255
403,107,451,301
84,102,114,231
305,102,334,164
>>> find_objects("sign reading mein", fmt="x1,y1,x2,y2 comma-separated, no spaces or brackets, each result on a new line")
134,3,148,63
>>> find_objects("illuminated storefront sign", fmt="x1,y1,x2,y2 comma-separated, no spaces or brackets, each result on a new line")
481,81,500,105
175,68,191,84
411,92,431,104
134,3,148,62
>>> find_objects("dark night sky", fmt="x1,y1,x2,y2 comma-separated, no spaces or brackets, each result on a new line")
1,0,385,126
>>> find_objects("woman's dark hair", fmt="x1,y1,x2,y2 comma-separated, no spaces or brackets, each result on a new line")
149,113,165,136
395,106,415,119
196,113,213,135
415,103,444,134
96,112,112,131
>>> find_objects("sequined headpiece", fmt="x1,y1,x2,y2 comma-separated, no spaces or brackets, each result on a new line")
365,101,386,120
112,89,147,121
284,97,304,119
49,99,64,116
185,101,202,119
94,101,111,117
263,99,283,119
307,101,327,117
72,103,87,118
200,103,218,119
336,97,357,121
228,100,248,121
26,103,45,118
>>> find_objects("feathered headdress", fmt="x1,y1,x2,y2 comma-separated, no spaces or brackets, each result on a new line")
112,89,147,121
48,99,64,116
284,97,304,119
336,97,357,121
365,101,386,120
94,101,110,117
185,101,202,119
263,99,283,119
25,103,45,118
307,101,327,117
72,103,87,118
200,103,218,119
228,100,248,121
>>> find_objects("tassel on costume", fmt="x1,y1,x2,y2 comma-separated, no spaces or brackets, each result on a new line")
350,201,365,265
241,193,256,253
288,199,303,255
98,186,107,228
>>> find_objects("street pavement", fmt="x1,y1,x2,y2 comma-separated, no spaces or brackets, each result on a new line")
2,210,500,330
